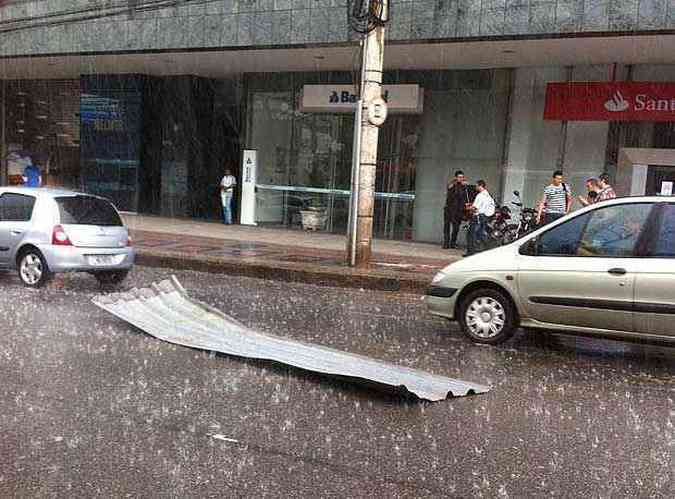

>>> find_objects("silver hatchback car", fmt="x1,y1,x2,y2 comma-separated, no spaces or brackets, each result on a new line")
0,187,135,287
425,196,675,345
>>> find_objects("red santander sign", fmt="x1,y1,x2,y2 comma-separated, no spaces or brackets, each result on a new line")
544,82,675,121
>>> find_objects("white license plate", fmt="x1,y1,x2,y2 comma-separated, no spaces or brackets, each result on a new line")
88,255,116,266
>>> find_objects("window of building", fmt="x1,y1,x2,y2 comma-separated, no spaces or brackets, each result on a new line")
653,122,675,149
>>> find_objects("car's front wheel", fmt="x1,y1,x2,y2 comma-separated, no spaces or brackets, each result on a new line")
18,249,52,288
458,288,517,344
93,269,130,287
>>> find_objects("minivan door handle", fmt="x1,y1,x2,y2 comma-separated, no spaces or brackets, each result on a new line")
608,268,627,276
10,229,23,235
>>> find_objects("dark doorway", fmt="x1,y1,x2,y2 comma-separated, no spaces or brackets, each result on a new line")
646,165,675,197
139,77,243,220
202,79,243,223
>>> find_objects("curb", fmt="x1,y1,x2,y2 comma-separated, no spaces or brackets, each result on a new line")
135,250,433,294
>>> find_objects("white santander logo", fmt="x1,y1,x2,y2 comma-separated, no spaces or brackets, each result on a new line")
604,91,630,112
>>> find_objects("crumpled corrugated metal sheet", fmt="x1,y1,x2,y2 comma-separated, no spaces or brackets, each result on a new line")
92,276,490,401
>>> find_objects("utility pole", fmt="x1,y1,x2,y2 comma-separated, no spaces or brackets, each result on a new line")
347,0,389,267
1,78,5,187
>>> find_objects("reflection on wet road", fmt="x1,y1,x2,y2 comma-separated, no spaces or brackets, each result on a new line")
0,268,672,497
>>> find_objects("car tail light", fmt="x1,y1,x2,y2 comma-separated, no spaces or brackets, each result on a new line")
52,225,73,246
126,235,133,247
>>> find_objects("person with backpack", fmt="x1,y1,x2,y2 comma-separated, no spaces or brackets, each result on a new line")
536,170,572,226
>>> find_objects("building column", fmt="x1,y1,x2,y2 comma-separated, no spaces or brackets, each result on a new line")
501,69,537,203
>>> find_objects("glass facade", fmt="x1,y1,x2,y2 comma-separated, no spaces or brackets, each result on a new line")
2,64,672,238
246,69,511,242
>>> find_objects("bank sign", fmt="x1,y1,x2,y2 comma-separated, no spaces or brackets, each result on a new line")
300,84,423,114
544,82,675,121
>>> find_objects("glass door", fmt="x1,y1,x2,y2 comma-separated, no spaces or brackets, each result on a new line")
373,115,420,240
286,112,354,233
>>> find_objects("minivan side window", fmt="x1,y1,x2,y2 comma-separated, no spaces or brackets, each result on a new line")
535,212,591,256
0,193,36,222
533,203,653,257
576,203,653,257
653,204,675,258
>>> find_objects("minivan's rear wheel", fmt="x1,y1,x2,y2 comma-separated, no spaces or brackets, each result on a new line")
94,269,130,287
18,249,52,288
458,288,516,344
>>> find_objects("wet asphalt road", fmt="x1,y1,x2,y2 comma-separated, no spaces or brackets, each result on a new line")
1,267,673,498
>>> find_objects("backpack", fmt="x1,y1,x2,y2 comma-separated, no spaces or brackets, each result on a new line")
562,182,570,211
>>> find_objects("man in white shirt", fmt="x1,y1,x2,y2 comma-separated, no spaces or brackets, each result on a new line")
465,179,495,256
219,168,237,224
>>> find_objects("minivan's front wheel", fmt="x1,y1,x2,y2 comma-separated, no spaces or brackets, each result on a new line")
94,269,130,287
18,249,52,288
458,288,516,344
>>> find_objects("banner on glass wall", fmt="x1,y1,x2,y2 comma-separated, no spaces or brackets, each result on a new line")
80,76,144,213
544,82,675,121
300,84,423,114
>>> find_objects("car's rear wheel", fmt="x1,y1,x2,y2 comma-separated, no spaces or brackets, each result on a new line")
18,249,52,288
94,269,130,287
458,288,516,344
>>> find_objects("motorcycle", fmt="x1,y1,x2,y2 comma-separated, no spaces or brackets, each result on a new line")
510,190,538,239
486,204,513,246
465,203,513,251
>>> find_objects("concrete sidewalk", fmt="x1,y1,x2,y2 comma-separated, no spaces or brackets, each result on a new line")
124,214,462,292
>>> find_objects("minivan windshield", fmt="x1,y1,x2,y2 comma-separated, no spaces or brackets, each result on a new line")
55,196,123,227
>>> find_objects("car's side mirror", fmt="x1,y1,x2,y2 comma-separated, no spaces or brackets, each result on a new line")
519,238,537,256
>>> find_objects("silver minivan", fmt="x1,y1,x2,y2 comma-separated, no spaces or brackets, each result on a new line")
425,197,675,345
0,187,135,287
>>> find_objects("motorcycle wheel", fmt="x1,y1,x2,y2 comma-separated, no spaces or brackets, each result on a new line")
502,225,519,244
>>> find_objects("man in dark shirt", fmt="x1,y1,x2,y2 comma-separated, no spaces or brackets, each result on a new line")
443,170,471,249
